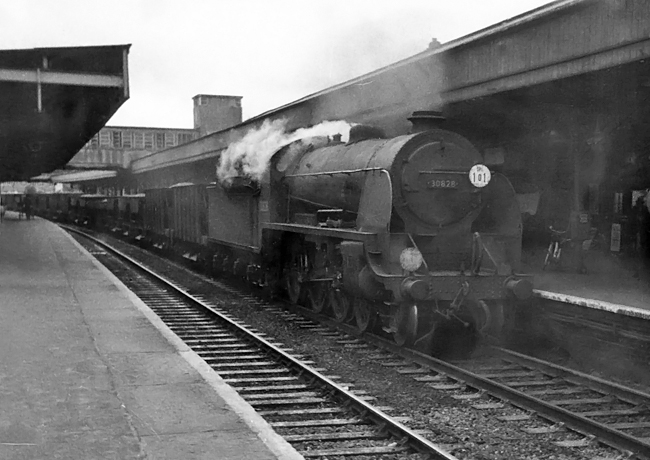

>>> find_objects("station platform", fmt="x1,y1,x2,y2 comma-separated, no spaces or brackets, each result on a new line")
523,244,650,317
0,211,303,460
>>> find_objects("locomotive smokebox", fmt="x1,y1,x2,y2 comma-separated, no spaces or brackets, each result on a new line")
220,176,260,195
408,110,446,133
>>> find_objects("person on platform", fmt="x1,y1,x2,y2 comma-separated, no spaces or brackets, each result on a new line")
643,191,650,267
23,194,32,220
632,194,650,276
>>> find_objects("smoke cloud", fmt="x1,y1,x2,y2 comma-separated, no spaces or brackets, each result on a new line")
216,119,354,184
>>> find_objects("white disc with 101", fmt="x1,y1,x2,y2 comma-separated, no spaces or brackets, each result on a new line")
469,164,491,188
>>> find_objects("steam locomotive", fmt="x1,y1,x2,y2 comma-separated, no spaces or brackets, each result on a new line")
31,113,533,355
253,118,532,352
144,114,531,354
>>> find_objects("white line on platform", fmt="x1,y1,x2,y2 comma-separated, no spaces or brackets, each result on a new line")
534,289,650,320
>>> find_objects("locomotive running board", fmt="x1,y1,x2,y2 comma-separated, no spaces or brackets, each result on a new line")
263,222,376,242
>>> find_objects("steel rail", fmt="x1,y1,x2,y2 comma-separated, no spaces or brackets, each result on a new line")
493,347,650,406
397,352,650,458
278,300,650,458
65,226,457,460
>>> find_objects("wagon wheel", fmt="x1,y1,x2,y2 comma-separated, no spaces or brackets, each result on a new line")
354,298,376,332
330,289,352,323
391,304,419,347
306,283,328,313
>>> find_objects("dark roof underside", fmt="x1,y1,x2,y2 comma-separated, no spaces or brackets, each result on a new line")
0,45,130,181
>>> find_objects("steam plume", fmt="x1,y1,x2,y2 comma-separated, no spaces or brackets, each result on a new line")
216,119,353,184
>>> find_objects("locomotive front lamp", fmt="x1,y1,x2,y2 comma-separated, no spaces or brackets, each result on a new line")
400,247,423,272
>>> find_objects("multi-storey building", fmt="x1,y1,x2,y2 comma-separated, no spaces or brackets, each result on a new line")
67,126,197,169
67,94,242,170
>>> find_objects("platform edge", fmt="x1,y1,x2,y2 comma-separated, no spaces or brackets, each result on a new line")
58,227,305,460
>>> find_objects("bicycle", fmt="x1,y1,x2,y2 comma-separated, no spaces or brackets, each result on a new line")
543,225,571,270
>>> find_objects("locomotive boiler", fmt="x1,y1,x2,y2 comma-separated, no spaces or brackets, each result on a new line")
257,117,532,353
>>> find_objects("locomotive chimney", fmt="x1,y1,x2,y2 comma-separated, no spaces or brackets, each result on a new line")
408,110,446,133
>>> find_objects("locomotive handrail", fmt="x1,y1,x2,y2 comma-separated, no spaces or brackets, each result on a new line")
287,194,347,211
418,169,470,174
283,167,388,178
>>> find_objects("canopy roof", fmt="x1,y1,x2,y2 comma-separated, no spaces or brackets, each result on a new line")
0,44,130,181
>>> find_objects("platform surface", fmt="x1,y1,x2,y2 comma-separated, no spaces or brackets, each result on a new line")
523,244,650,314
0,211,303,460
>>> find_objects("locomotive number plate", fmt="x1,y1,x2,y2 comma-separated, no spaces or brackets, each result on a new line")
427,178,459,189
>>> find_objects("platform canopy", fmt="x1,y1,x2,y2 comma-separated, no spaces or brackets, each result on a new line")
0,44,130,181
47,169,118,183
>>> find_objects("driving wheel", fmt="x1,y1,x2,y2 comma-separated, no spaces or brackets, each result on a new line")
330,289,352,323
285,269,303,305
354,298,376,332
306,283,328,313
391,304,418,346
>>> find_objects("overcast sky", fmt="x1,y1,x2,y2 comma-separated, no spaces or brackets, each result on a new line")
1,0,553,129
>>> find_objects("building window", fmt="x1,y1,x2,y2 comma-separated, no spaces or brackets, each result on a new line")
134,132,144,149
144,133,154,149
90,135,98,148
155,132,164,149
165,132,175,147
112,130,122,148
122,132,132,149
100,131,111,146
177,132,193,144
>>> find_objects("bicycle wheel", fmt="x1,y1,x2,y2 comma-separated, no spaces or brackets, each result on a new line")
543,243,553,270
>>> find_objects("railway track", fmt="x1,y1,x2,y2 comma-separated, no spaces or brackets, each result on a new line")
294,305,650,457
69,227,456,460
69,227,650,459
369,344,650,457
